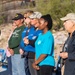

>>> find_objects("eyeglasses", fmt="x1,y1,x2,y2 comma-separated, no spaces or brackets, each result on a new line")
31,18,36,20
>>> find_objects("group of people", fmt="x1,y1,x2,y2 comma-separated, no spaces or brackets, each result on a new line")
6,10,55,75
1,10,75,75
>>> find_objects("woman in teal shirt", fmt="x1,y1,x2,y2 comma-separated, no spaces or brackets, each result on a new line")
32,14,55,75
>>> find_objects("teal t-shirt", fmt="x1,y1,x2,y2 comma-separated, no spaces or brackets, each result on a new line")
35,31,55,66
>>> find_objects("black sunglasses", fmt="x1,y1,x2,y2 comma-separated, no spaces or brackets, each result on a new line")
24,17,26,19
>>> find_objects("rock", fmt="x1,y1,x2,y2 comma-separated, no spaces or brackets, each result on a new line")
53,31,68,60
53,31,67,45
59,27,64,31
52,30,56,33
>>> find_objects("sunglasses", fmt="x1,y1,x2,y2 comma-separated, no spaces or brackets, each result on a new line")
24,17,26,19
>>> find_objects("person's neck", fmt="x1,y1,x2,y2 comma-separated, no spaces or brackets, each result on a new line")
28,24,31,28
69,26,75,37
43,28,48,34
70,30,75,37
17,23,23,27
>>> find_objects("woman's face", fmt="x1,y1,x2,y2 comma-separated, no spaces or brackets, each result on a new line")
63,20,74,33
39,18,47,30
30,18,40,28
25,17,31,25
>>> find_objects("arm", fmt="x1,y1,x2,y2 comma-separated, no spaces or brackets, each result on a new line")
29,39,37,47
59,52,68,59
60,50,75,60
60,38,75,60
23,37,37,47
34,54,47,64
7,47,14,55
68,52,75,60
8,28,23,49
8,36,21,49
32,54,47,70
68,39,75,60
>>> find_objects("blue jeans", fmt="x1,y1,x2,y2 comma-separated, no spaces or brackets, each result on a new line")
0,71,8,75
11,54,26,75
25,57,31,75
7,57,12,75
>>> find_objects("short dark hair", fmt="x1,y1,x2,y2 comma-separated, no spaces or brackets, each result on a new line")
41,14,53,30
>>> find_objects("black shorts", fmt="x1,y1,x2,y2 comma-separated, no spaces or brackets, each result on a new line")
37,65,54,75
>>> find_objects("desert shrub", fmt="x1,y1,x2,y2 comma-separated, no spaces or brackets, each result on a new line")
36,0,75,30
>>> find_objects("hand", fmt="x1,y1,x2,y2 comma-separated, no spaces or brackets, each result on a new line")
23,37,29,45
19,49,24,55
59,52,68,59
32,62,40,70
7,47,14,55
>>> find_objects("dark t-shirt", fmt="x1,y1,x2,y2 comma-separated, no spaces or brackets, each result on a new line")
8,25,25,54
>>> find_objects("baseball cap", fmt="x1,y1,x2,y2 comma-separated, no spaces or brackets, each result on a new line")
29,12,42,19
12,13,24,20
60,13,75,21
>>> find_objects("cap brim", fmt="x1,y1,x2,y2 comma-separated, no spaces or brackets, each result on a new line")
29,16,36,19
29,13,37,19
12,17,19,20
60,17,68,21
12,17,24,20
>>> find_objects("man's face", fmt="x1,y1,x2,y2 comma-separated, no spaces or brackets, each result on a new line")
13,19,23,26
63,20,74,33
12,22,17,30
